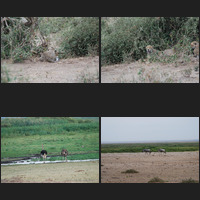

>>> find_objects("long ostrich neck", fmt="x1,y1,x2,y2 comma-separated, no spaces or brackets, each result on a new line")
42,144,44,150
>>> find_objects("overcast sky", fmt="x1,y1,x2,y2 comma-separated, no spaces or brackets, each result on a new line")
101,117,199,143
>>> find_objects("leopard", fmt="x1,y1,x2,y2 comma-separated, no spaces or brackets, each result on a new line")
146,45,161,60
191,41,199,57
146,45,175,60
39,48,59,63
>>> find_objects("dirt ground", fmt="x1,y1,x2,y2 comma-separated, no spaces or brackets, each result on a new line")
101,60,199,83
2,56,99,83
1,161,99,183
101,152,199,183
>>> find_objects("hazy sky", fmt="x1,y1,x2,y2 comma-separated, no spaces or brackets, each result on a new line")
101,117,199,143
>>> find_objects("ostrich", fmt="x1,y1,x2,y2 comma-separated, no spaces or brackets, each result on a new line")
61,149,68,161
142,149,151,154
41,144,47,160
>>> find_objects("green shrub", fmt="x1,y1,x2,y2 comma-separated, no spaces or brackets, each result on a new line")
1,18,33,62
1,18,99,62
12,46,31,63
101,17,199,66
38,17,70,35
60,17,99,57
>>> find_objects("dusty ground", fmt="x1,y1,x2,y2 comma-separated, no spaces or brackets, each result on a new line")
2,56,99,83
101,60,199,83
101,152,199,183
1,161,99,183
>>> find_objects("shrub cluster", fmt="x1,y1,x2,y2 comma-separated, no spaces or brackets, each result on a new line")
60,17,99,57
101,17,199,66
1,17,99,63
1,18,32,62
38,17,70,35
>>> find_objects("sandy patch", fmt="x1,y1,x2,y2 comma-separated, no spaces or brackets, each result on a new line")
1,161,99,183
101,152,199,183
101,60,199,83
2,56,99,83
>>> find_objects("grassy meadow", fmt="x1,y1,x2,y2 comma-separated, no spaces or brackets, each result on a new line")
1,117,99,160
101,142,199,153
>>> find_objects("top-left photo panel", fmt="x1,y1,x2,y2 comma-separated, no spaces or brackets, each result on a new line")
1,17,99,83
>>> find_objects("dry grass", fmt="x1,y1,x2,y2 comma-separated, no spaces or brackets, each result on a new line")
101,152,199,183
101,59,199,83
1,56,99,83
181,178,199,183
148,177,165,183
121,169,139,174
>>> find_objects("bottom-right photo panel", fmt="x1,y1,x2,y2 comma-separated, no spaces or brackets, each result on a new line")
101,117,199,183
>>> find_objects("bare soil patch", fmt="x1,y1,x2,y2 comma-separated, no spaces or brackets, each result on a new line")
2,56,99,83
101,60,199,83
1,161,99,183
101,151,199,183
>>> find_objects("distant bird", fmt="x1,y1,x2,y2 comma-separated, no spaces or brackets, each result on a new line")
41,144,47,160
61,149,68,161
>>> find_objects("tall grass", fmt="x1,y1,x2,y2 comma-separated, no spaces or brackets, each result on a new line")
181,178,199,183
1,65,11,83
1,117,99,159
1,117,99,138
101,17,199,66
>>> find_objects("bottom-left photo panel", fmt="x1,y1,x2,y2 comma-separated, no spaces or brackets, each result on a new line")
1,117,99,183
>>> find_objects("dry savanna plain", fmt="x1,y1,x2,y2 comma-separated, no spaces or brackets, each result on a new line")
101,151,199,183
1,161,99,183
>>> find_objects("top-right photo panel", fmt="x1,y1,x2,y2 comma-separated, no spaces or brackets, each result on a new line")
101,17,199,83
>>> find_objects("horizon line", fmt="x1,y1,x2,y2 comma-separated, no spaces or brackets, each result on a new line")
101,139,199,144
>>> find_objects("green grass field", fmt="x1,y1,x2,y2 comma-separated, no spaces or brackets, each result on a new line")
1,117,99,160
101,142,199,153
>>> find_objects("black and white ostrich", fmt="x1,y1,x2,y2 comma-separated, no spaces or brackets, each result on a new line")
41,144,47,160
61,149,68,161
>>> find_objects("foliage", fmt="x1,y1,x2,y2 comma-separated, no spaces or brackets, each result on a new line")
1,18,33,62
101,17,199,66
1,117,98,137
1,17,99,63
38,17,71,35
101,142,199,153
60,17,99,57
